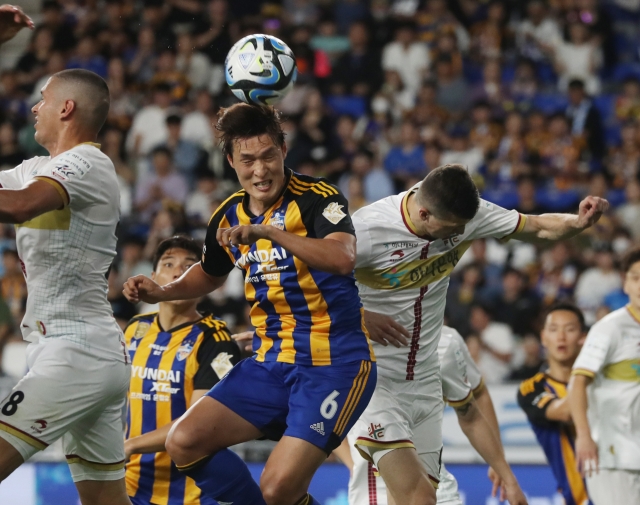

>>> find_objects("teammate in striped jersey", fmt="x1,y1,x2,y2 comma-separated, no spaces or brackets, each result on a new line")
124,236,241,505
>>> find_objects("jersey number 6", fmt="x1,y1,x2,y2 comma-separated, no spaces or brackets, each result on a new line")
320,390,340,420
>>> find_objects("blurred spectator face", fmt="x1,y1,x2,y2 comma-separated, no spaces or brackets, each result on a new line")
483,59,501,82
208,0,228,21
121,242,144,266
383,70,403,91
588,173,608,197
77,37,97,59
157,50,177,72
435,58,453,81
0,122,16,146
103,128,123,152
46,51,66,74
568,82,586,105
42,4,63,27
351,153,373,176
470,239,487,261
621,122,638,145
336,115,355,141
138,27,156,51
400,122,419,146
108,58,126,81
526,0,546,24
436,32,457,54
451,134,468,152
622,79,640,99
595,250,615,271
503,269,523,296
195,90,213,113
395,26,415,45
550,242,570,266
624,259,640,307
152,150,173,176
349,22,369,48
417,84,437,104
196,177,217,195
527,111,546,131
517,177,536,200
462,265,482,286
625,179,640,202
177,33,193,56
143,4,164,26
549,116,569,137
33,27,54,53
522,335,541,363
424,145,441,169
541,309,585,365
167,118,182,139
487,1,505,22
318,19,337,37
153,88,172,109
568,23,589,44
470,305,491,332
427,0,447,16
471,104,491,124
292,26,312,45
0,71,19,95
505,112,523,136
306,88,323,110
2,250,20,275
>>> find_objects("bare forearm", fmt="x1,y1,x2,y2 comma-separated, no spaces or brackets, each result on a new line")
127,422,174,455
546,397,572,423
568,375,593,437
458,403,516,484
264,228,355,275
474,388,502,445
520,213,583,242
160,263,226,301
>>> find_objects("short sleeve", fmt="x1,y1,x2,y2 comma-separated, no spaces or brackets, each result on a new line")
201,200,239,278
192,328,242,391
36,147,104,208
311,190,355,239
572,326,613,379
467,200,526,242
441,336,474,407
517,376,557,428
352,214,373,268
0,163,26,190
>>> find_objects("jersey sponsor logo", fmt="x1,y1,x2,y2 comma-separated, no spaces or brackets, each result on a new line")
322,202,346,225
30,419,48,434
383,241,419,250
390,250,405,262
368,423,384,440
176,342,194,361
236,247,288,268
310,422,325,436
52,164,74,181
150,382,180,394
381,266,408,288
150,343,168,355
131,365,181,383
54,152,92,179
212,352,234,379
442,235,461,246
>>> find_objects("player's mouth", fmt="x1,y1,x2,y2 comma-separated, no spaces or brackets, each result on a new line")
254,180,272,192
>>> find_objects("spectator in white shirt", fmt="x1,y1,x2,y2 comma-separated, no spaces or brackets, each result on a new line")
125,82,172,158
176,31,212,91
382,21,430,99
575,248,622,324
552,22,602,95
470,303,516,383
515,0,562,62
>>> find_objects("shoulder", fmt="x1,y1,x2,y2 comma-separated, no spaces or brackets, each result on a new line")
195,314,231,339
353,193,402,224
518,372,547,398
124,312,157,335
590,307,627,335
208,190,245,226
287,171,341,202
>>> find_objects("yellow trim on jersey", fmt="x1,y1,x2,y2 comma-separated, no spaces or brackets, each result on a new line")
334,361,372,436
520,373,546,396
602,360,640,382
355,241,472,291
207,190,245,226
0,421,48,450
401,190,419,235
66,455,125,471
355,438,415,452
78,142,102,148
498,214,527,243
35,176,70,207
472,377,485,396
560,431,589,504
15,206,71,230
626,304,640,325
446,390,474,408
571,369,596,379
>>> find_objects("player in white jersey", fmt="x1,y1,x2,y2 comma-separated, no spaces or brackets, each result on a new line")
569,247,640,504
0,69,131,505
351,164,608,505
336,326,525,505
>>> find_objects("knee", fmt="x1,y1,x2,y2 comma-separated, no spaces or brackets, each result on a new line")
260,473,299,505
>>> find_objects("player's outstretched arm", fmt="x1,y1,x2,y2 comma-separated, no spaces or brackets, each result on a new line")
123,263,227,304
0,4,34,45
0,179,66,223
568,374,599,477
514,196,609,243
455,401,528,505
217,225,357,275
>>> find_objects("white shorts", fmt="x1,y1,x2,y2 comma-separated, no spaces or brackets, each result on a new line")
351,373,444,486
587,468,640,505
0,339,130,482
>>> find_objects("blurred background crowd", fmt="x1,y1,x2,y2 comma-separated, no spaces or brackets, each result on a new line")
0,0,640,384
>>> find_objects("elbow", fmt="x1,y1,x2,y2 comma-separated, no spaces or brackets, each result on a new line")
335,255,356,276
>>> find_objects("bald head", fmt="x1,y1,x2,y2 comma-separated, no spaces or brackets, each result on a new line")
50,69,110,133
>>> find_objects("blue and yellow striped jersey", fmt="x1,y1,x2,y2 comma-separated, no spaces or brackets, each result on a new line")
202,168,374,366
518,372,592,505
124,312,241,505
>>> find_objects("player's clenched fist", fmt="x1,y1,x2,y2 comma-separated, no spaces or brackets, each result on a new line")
576,196,609,230
123,275,165,304
216,225,268,247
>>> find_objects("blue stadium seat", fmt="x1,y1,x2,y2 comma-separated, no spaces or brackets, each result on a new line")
613,63,640,83
536,187,581,212
593,94,616,122
531,94,568,114
325,96,367,118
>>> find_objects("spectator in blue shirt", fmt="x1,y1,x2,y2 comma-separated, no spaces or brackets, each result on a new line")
384,120,426,191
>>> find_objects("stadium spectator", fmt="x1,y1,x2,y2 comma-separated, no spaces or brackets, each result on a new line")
14,27,53,92
440,125,485,176
565,79,605,163
616,179,640,240
194,0,237,65
383,120,427,190
492,267,542,337
514,0,562,63
66,35,108,79
161,114,208,186
433,54,470,117
176,32,213,92
0,122,25,170
551,22,602,95
339,149,394,205
615,77,640,122
574,247,622,324
508,334,544,381
125,82,172,159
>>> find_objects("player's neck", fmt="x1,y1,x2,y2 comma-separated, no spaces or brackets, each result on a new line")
406,193,433,240
45,130,98,158
157,302,201,332
547,359,572,383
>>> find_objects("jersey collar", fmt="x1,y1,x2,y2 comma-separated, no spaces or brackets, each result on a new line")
77,142,101,148
241,167,293,219
626,304,640,325
400,189,431,240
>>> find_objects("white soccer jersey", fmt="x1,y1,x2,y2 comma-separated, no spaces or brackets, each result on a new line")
0,143,125,360
572,305,640,470
352,185,524,381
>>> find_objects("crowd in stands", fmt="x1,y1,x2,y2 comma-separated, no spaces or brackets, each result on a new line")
1,0,640,384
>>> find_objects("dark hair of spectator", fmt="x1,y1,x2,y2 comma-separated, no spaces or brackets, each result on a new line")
166,114,182,125
546,303,586,332
53,69,110,132
152,235,202,271
568,78,586,91
216,103,285,158
417,164,480,220
151,145,172,158
621,246,640,273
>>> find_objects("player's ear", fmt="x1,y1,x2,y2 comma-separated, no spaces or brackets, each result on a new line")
281,141,287,159
150,271,156,281
60,99,76,119
227,153,235,168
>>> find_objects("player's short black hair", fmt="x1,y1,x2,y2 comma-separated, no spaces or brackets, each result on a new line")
52,69,110,132
152,235,202,271
546,303,586,331
216,103,285,159
417,164,480,220
621,246,640,273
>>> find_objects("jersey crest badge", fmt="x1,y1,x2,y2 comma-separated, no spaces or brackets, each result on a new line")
212,352,234,379
322,202,346,225
176,342,194,361
270,210,285,230
134,322,150,340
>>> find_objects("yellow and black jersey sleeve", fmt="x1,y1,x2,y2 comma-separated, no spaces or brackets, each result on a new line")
192,325,242,391
517,373,558,428
289,175,356,238
202,192,245,278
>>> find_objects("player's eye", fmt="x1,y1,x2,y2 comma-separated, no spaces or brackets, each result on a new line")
164,262,172,267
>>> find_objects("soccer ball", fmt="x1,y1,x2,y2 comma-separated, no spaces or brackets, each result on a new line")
225,34,297,106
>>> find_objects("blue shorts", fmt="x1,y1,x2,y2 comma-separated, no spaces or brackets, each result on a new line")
207,357,376,454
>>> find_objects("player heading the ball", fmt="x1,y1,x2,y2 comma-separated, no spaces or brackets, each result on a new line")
123,103,376,505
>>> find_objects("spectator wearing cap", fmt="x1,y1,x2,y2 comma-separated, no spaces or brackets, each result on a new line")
469,303,516,384
440,125,485,176
574,247,622,325
565,79,605,163
135,146,189,224
381,21,430,101
160,114,208,187
126,83,172,159
383,120,427,191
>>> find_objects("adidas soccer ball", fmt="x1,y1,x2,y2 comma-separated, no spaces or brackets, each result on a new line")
225,34,297,106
